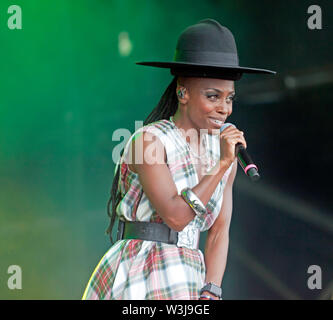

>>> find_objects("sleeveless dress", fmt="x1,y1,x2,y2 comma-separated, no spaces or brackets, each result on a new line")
82,118,233,300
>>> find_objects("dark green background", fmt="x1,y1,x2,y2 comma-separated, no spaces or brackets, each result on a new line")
0,1,332,299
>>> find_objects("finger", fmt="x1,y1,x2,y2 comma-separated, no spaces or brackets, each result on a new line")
220,129,244,139
224,135,247,149
222,133,246,143
236,137,247,149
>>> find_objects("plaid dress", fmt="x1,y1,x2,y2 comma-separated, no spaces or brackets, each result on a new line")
82,118,233,300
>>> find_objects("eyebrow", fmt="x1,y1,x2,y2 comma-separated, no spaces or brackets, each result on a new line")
204,88,235,94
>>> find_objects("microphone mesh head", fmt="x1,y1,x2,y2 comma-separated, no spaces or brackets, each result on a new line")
220,122,235,132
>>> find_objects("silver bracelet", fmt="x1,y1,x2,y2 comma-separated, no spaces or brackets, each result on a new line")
181,187,207,216
199,294,215,300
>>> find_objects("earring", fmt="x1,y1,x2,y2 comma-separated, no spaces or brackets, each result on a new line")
177,88,186,98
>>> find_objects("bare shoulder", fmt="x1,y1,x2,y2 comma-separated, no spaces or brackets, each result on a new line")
128,130,167,173
124,129,180,229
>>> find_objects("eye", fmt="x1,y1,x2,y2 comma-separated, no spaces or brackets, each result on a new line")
207,94,219,101
226,95,236,103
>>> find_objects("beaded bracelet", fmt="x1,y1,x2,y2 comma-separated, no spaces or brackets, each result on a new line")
199,294,215,300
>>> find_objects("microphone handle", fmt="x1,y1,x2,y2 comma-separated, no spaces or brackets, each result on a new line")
235,143,260,181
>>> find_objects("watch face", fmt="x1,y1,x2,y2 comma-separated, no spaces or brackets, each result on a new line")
202,283,222,297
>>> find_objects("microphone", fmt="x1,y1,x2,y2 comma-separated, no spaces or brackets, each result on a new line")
220,123,260,181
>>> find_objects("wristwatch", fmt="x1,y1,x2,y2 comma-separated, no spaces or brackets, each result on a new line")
200,282,222,299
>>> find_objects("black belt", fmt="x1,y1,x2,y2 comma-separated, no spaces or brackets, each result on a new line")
117,220,179,245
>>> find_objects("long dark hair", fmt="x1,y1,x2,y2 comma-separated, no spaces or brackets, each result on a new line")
105,75,179,244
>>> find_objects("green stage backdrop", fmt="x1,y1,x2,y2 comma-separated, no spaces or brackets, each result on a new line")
0,1,332,299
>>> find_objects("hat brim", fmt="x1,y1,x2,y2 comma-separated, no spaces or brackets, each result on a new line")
135,61,276,75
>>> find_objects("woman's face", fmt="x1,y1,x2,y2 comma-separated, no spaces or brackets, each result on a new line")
182,77,235,135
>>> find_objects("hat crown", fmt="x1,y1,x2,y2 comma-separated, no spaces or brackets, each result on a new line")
176,19,238,54
173,19,239,66
135,18,276,78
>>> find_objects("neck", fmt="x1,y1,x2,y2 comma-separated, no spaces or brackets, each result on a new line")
171,110,208,158
172,109,200,144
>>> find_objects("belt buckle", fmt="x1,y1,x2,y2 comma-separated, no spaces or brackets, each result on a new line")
177,224,199,250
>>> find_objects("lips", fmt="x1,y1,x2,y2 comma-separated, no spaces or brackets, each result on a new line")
208,117,225,128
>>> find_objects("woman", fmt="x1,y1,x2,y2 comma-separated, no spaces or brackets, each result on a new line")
82,18,275,300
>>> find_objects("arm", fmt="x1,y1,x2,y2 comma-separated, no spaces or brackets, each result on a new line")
201,158,238,300
129,130,231,232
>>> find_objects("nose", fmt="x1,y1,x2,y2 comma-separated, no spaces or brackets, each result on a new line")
216,100,232,117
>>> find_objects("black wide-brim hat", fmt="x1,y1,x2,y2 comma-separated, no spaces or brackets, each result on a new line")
135,18,276,81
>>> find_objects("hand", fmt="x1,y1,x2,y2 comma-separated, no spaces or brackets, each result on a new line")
219,125,247,166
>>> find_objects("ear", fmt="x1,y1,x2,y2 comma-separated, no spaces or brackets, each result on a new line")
176,85,189,103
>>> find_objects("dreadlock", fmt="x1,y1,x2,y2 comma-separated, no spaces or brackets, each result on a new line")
105,75,179,244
